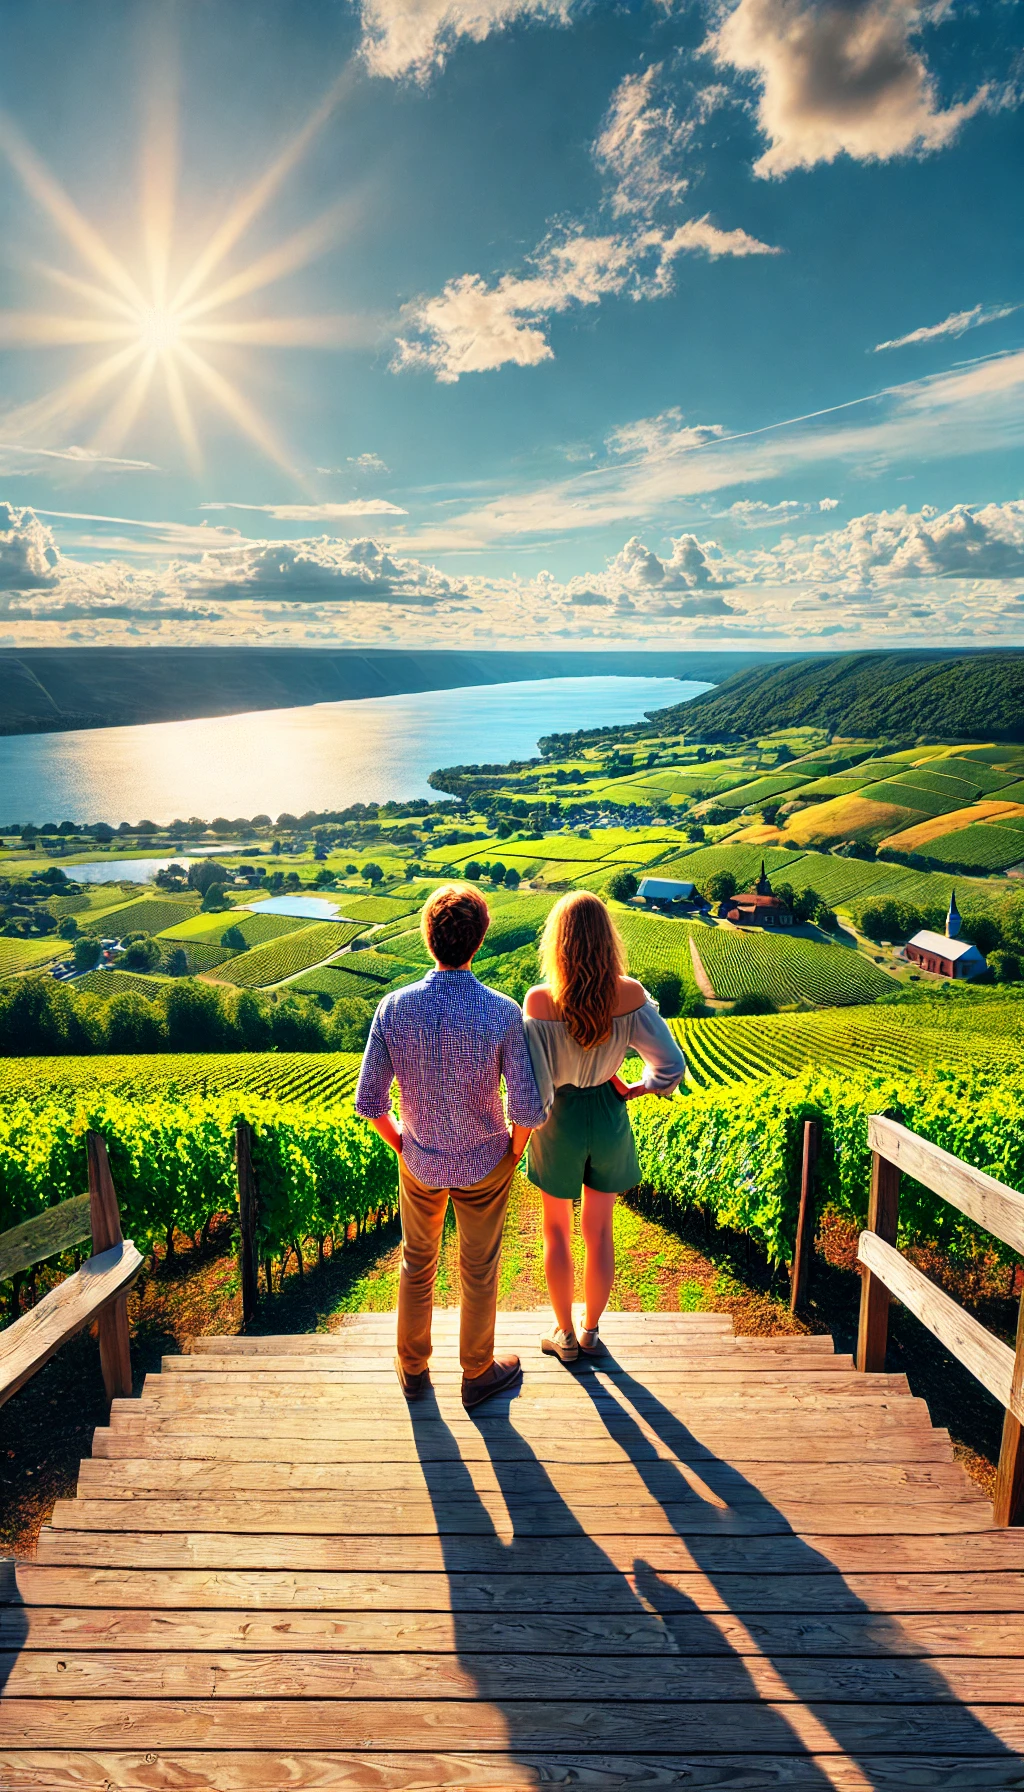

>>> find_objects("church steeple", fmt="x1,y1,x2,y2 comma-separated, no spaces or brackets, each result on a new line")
946,888,961,940
756,859,772,896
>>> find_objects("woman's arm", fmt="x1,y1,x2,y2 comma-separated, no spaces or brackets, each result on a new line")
623,1001,687,1097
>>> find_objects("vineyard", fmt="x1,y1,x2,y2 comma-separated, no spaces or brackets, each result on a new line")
210,921,365,987
612,911,700,997
917,823,1024,871
80,894,200,937
630,1060,1024,1267
690,925,895,1006
0,938,62,974
161,910,310,947
0,1049,362,1106
73,968,167,1001
671,998,1024,1088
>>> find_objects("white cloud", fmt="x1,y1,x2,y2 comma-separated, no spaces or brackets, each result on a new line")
0,442,159,475
874,302,1019,352
714,0,990,178
595,65,692,217
200,500,408,520
720,496,840,526
189,535,469,606
349,452,390,474
394,216,778,380
658,214,782,260
353,0,574,81
0,502,61,590
761,500,1024,586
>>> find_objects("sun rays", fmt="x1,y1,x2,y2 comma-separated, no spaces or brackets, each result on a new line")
0,66,359,474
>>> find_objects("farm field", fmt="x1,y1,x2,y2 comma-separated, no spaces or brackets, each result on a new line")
159,909,310,946
0,937,63,974
79,894,200,937
0,1049,363,1106
912,822,1024,872
612,911,701,997
671,997,1024,1088
73,967,168,1000
210,920,366,987
688,922,896,1006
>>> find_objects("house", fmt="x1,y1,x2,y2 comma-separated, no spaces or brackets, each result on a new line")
721,861,792,928
638,877,701,910
905,889,987,980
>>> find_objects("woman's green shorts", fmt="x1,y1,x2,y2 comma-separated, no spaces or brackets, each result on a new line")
525,1081,641,1202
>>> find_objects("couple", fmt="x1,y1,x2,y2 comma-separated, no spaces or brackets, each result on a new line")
355,883,685,1409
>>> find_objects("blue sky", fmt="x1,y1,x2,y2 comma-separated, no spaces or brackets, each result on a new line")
0,0,1022,651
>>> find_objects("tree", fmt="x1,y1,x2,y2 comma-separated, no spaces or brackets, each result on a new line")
761,803,781,826
104,991,165,1051
122,935,161,971
221,925,247,951
963,915,1001,957
73,936,102,972
504,866,521,889
58,915,80,939
160,979,232,1051
165,947,189,977
989,949,1021,984
201,882,229,912
489,863,506,885
732,991,777,1015
707,871,736,903
606,870,638,902
188,860,229,896
647,971,682,1018
464,861,482,881
361,863,384,886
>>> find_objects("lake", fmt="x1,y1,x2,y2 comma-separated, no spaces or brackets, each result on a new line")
0,674,707,827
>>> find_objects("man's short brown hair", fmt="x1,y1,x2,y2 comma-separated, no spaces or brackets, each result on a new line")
421,884,490,967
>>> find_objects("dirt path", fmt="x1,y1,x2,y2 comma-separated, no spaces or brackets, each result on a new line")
689,933,716,999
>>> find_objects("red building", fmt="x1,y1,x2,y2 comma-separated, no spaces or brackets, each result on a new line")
722,861,792,928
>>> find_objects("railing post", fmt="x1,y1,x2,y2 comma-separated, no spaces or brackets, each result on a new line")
236,1122,259,1330
856,1131,901,1373
993,1286,1024,1527
789,1120,820,1316
86,1130,133,1403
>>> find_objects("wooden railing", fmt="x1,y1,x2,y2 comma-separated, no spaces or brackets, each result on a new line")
0,1131,142,1409
857,1113,1024,1527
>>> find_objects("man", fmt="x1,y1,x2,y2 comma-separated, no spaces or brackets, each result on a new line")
355,883,546,1409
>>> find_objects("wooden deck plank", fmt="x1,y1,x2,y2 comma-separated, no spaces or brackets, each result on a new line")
73,1455,979,1497
12,1564,1024,1613
89,1427,958,1461
3,1697,1024,1752
7,1606,1024,1655
5,1648,1024,1702
46,1497,995,1536
32,1531,1024,1573
4,1752,1024,1792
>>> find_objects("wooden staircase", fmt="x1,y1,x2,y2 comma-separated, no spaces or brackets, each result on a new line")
2,1308,1024,1787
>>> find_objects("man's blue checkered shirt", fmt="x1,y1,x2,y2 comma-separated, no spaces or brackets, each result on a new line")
355,968,547,1190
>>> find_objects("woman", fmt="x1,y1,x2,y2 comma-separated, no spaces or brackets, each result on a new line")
523,890,686,1362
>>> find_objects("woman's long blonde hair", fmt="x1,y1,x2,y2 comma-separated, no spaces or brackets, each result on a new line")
539,890,625,1048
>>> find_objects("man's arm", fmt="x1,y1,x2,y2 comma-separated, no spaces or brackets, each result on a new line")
501,1011,548,1150
354,1006,401,1150
366,1112,403,1156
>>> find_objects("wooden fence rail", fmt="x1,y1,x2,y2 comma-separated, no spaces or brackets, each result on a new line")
856,1112,1024,1527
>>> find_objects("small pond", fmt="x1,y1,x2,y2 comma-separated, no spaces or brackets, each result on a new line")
244,895,342,920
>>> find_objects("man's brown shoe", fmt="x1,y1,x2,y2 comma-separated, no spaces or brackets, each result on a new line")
462,1354,522,1410
395,1355,430,1401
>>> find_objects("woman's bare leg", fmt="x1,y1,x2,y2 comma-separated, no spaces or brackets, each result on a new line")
541,1192,575,1334
580,1188,617,1331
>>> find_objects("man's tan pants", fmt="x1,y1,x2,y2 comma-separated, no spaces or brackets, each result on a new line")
397,1152,516,1378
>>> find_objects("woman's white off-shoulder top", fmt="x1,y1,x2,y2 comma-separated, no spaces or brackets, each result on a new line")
524,995,686,1120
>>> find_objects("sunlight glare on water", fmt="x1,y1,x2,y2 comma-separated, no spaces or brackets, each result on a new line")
0,675,707,825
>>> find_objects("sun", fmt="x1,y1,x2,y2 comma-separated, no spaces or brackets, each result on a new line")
0,71,359,474
136,306,184,356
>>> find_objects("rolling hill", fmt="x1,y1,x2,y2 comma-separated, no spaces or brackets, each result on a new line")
650,651,1024,743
